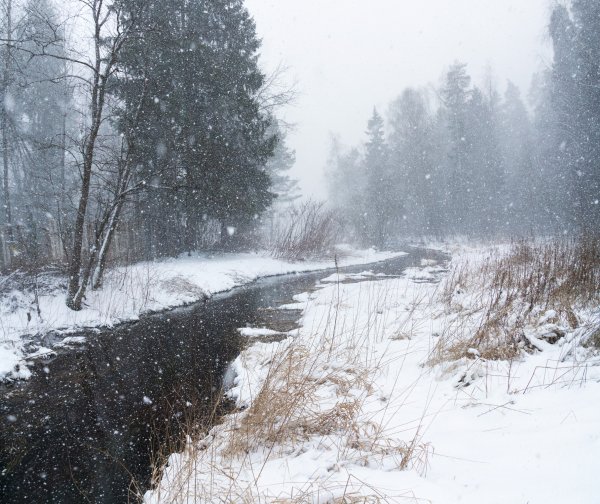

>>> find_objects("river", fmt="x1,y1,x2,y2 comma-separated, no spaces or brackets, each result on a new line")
0,251,433,503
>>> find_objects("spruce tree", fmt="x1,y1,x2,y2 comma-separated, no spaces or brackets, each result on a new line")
464,86,504,235
265,120,300,207
364,108,394,247
571,0,600,229
16,0,70,264
115,0,275,256
501,81,536,232
549,2,600,230
388,88,438,236
326,137,368,244
440,63,472,233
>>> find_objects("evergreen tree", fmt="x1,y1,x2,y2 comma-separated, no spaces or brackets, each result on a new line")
500,81,537,232
440,62,472,233
16,0,70,263
0,0,71,267
388,88,439,236
570,0,600,229
529,71,569,232
464,85,504,235
115,0,275,256
326,137,367,244
364,108,394,247
265,120,300,208
0,0,17,263
549,2,600,230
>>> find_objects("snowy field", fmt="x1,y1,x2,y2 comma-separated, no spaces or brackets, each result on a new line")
145,243,600,504
0,247,405,381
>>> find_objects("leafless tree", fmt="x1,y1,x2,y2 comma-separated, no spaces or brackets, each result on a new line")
22,0,146,309
1,0,15,260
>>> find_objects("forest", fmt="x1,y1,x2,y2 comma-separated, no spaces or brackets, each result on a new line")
0,0,297,310
1,0,599,311
328,3,600,244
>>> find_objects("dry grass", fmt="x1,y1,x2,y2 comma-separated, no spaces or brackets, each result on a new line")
431,235,600,363
138,381,232,504
146,279,432,504
141,238,598,502
223,343,367,458
584,326,600,350
160,275,206,299
270,201,341,261
268,478,426,504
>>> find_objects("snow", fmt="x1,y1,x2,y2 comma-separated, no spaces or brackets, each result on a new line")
237,327,283,338
54,336,87,348
144,244,600,504
319,271,376,283
0,248,405,381
0,344,30,380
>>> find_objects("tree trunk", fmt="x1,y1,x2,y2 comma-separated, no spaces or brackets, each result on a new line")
57,80,70,263
1,0,14,262
91,199,123,290
65,54,108,310
65,158,93,310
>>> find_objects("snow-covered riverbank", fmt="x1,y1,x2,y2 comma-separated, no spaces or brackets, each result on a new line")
146,243,600,504
0,247,406,381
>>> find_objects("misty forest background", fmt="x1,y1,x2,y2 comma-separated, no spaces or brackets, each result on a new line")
0,0,599,310
329,3,600,246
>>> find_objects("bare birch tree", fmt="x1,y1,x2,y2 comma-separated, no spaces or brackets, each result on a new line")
24,0,145,309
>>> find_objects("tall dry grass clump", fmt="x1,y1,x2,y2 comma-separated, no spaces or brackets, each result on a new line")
223,343,370,460
432,235,600,362
270,201,341,261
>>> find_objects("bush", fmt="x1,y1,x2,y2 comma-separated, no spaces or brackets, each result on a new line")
269,201,342,261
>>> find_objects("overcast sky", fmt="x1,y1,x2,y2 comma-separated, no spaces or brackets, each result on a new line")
244,0,554,199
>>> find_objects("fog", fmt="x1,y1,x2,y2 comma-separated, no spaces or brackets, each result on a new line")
246,0,552,198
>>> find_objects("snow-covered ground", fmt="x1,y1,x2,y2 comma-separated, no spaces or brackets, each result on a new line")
145,244,600,504
0,247,405,381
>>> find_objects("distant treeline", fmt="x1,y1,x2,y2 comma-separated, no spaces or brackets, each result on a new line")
0,0,296,309
328,1,600,245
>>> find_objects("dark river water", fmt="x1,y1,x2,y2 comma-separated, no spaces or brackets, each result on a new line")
0,251,432,503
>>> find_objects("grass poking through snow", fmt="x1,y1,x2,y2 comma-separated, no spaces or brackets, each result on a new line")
431,236,600,363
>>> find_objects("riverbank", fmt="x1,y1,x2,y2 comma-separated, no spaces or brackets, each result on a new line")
0,247,406,381
146,241,600,503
